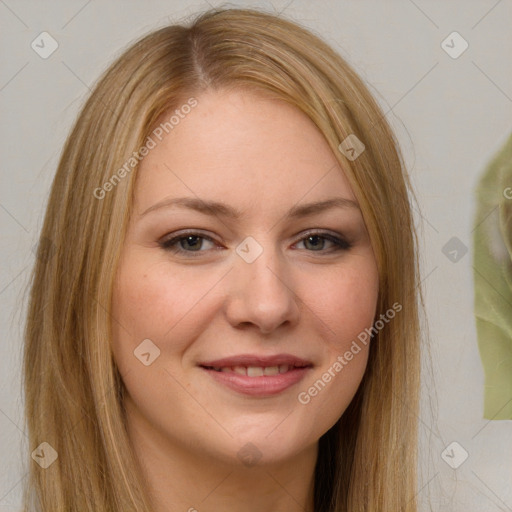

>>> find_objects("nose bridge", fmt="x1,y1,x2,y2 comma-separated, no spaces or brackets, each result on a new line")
226,235,300,332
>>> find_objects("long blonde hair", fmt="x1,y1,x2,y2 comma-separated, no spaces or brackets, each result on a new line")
23,7,422,511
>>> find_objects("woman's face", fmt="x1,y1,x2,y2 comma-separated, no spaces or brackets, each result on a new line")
111,88,379,467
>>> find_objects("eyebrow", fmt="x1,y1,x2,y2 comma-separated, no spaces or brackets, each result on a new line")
139,196,359,220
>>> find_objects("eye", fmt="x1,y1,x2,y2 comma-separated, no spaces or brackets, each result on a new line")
158,230,352,257
293,231,352,252
159,231,218,255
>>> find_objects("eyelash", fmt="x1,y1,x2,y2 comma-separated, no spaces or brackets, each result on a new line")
158,230,352,257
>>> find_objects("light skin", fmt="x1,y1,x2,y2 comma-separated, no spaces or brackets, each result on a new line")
111,88,379,512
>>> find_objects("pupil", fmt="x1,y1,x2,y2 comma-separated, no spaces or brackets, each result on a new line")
182,236,201,251
306,235,323,250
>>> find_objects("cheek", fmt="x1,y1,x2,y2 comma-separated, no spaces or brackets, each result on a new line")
110,252,209,368
297,256,378,417
314,256,379,348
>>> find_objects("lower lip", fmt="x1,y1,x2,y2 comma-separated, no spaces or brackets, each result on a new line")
201,367,311,397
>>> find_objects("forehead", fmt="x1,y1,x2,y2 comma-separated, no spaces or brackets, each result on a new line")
134,88,356,214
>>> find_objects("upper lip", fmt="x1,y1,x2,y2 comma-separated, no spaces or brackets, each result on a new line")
199,353,313,368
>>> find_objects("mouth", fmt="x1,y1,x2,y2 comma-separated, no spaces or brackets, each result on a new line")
200,363,309,376
198,354,313,396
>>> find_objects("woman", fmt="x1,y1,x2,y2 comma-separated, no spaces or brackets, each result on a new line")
23,7,422,511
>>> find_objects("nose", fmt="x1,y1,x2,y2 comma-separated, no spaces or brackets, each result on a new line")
224,242,300,334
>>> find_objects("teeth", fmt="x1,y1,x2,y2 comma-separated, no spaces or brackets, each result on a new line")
247,366,264,377
208,364,296,376
263,366,280,376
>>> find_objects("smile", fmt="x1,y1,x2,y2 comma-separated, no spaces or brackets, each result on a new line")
204,364,306,377
198,354,313,396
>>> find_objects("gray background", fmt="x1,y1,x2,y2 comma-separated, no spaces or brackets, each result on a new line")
1,1,511,510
